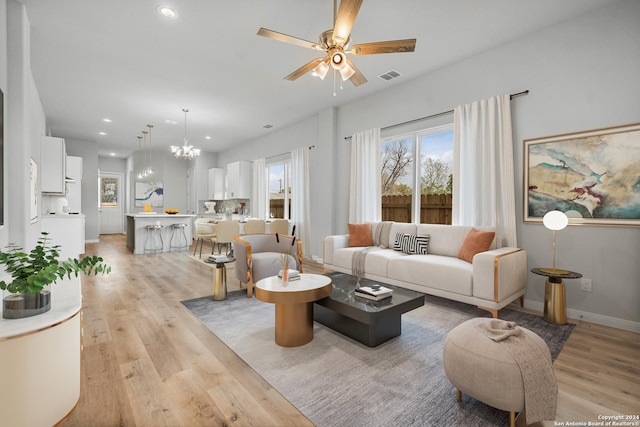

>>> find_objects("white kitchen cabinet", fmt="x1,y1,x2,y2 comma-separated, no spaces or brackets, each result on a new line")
66,156,82,181
41,215,85,259
208,167,225,200
41,136,67,194
226,161,250,199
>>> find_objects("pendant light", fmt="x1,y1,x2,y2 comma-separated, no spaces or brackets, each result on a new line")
136,136,144,179
146,124,154,175
141,130,149,176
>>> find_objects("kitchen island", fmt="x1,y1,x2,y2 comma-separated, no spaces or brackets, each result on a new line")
126,213,196,255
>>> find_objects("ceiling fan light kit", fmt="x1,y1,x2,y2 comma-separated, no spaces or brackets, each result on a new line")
257,0,416,92
312,60,330,80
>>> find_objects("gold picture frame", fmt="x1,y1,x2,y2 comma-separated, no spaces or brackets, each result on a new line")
524,122,640,227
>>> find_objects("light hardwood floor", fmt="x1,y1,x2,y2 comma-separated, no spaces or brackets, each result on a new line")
59,234,639,427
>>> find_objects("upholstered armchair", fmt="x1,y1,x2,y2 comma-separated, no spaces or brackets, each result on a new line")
233,233,303,298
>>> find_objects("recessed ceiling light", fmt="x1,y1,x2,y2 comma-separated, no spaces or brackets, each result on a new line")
99,132,107,135
262,124,274,129
205,136,212,140
110,153,116,156
157,6,177,19
102,118,112,123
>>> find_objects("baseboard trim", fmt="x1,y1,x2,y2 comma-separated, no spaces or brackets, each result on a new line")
524,299,640,333
85,239,99,244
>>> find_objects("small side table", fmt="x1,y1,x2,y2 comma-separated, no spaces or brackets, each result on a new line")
531,268,582,325
205,257,235,301
255,274,333,347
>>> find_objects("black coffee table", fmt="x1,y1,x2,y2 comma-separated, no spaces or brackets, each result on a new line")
314,272,425,347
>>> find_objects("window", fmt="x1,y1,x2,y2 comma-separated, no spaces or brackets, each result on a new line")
380,124,453,224
268,160,292,219
100,177,119,207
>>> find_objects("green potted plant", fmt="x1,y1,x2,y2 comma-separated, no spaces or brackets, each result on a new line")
0,232,111,319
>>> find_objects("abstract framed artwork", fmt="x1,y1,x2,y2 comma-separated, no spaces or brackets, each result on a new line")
135,181,163,207
524,122,640,226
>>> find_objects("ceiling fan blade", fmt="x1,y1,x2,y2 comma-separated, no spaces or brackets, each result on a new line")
346,58,367,86
257,27,321,50
349,39,417,55
284,57,326,81
333,0,363,46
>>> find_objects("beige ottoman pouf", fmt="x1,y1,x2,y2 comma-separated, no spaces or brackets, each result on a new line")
443,318,554,427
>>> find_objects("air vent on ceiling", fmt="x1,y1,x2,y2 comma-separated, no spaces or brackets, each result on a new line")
378,70,402,81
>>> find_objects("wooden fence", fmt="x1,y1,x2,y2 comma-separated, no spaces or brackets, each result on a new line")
382,194,452,224
269,199,290,219
270,194,452,224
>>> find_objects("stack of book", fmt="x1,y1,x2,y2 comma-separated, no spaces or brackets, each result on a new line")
278,269,301,281
354,284,393,301
208,254,231,263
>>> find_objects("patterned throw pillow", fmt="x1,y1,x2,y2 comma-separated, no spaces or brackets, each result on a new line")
393,232,430,255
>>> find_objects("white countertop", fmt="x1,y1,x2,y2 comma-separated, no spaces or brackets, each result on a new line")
42,213,86,218
127,213,197,218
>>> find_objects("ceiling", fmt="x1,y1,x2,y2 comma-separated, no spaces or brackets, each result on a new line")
19,0,615,158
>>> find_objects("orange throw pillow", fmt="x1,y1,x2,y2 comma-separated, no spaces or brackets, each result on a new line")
348,223,373,247
457,228,495,263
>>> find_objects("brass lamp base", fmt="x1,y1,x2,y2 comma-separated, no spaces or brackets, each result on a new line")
538,267,569,275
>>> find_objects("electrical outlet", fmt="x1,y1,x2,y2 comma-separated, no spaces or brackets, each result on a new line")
580,278,593,292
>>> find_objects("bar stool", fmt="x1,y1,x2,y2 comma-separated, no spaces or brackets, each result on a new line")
170,223,188,252
144,224,164,255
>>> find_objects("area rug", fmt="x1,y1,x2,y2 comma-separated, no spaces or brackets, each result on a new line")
182,291,575,427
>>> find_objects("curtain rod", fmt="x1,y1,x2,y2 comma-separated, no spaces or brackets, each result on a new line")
258,145,315,162
344,90,529,140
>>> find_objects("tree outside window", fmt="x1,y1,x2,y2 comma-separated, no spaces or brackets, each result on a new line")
380,125,453,223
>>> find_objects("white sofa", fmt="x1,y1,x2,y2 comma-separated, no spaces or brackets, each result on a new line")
323,222,528,318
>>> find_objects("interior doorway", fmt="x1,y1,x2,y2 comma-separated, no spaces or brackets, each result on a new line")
99,171,124,234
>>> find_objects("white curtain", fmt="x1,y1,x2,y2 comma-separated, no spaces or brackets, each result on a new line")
291,147,311,257
251,158,267,219
349,128,381,223
453,94,517,247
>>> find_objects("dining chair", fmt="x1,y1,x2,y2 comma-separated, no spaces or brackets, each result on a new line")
193,218,216,258
212,220,240,255
243,219,266,234
268,218,289,235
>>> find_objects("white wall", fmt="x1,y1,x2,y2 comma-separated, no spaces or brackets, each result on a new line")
218,1,640,328
128,149,191,214
3,0,46,252
98,156,126,175
0,0,8,247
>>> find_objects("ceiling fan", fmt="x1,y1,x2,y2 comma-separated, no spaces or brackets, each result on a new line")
257,0,416,89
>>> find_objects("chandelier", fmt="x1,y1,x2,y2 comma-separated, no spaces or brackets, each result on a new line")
171,108,201,159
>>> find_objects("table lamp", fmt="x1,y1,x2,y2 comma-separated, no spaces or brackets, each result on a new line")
540,210,569,274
